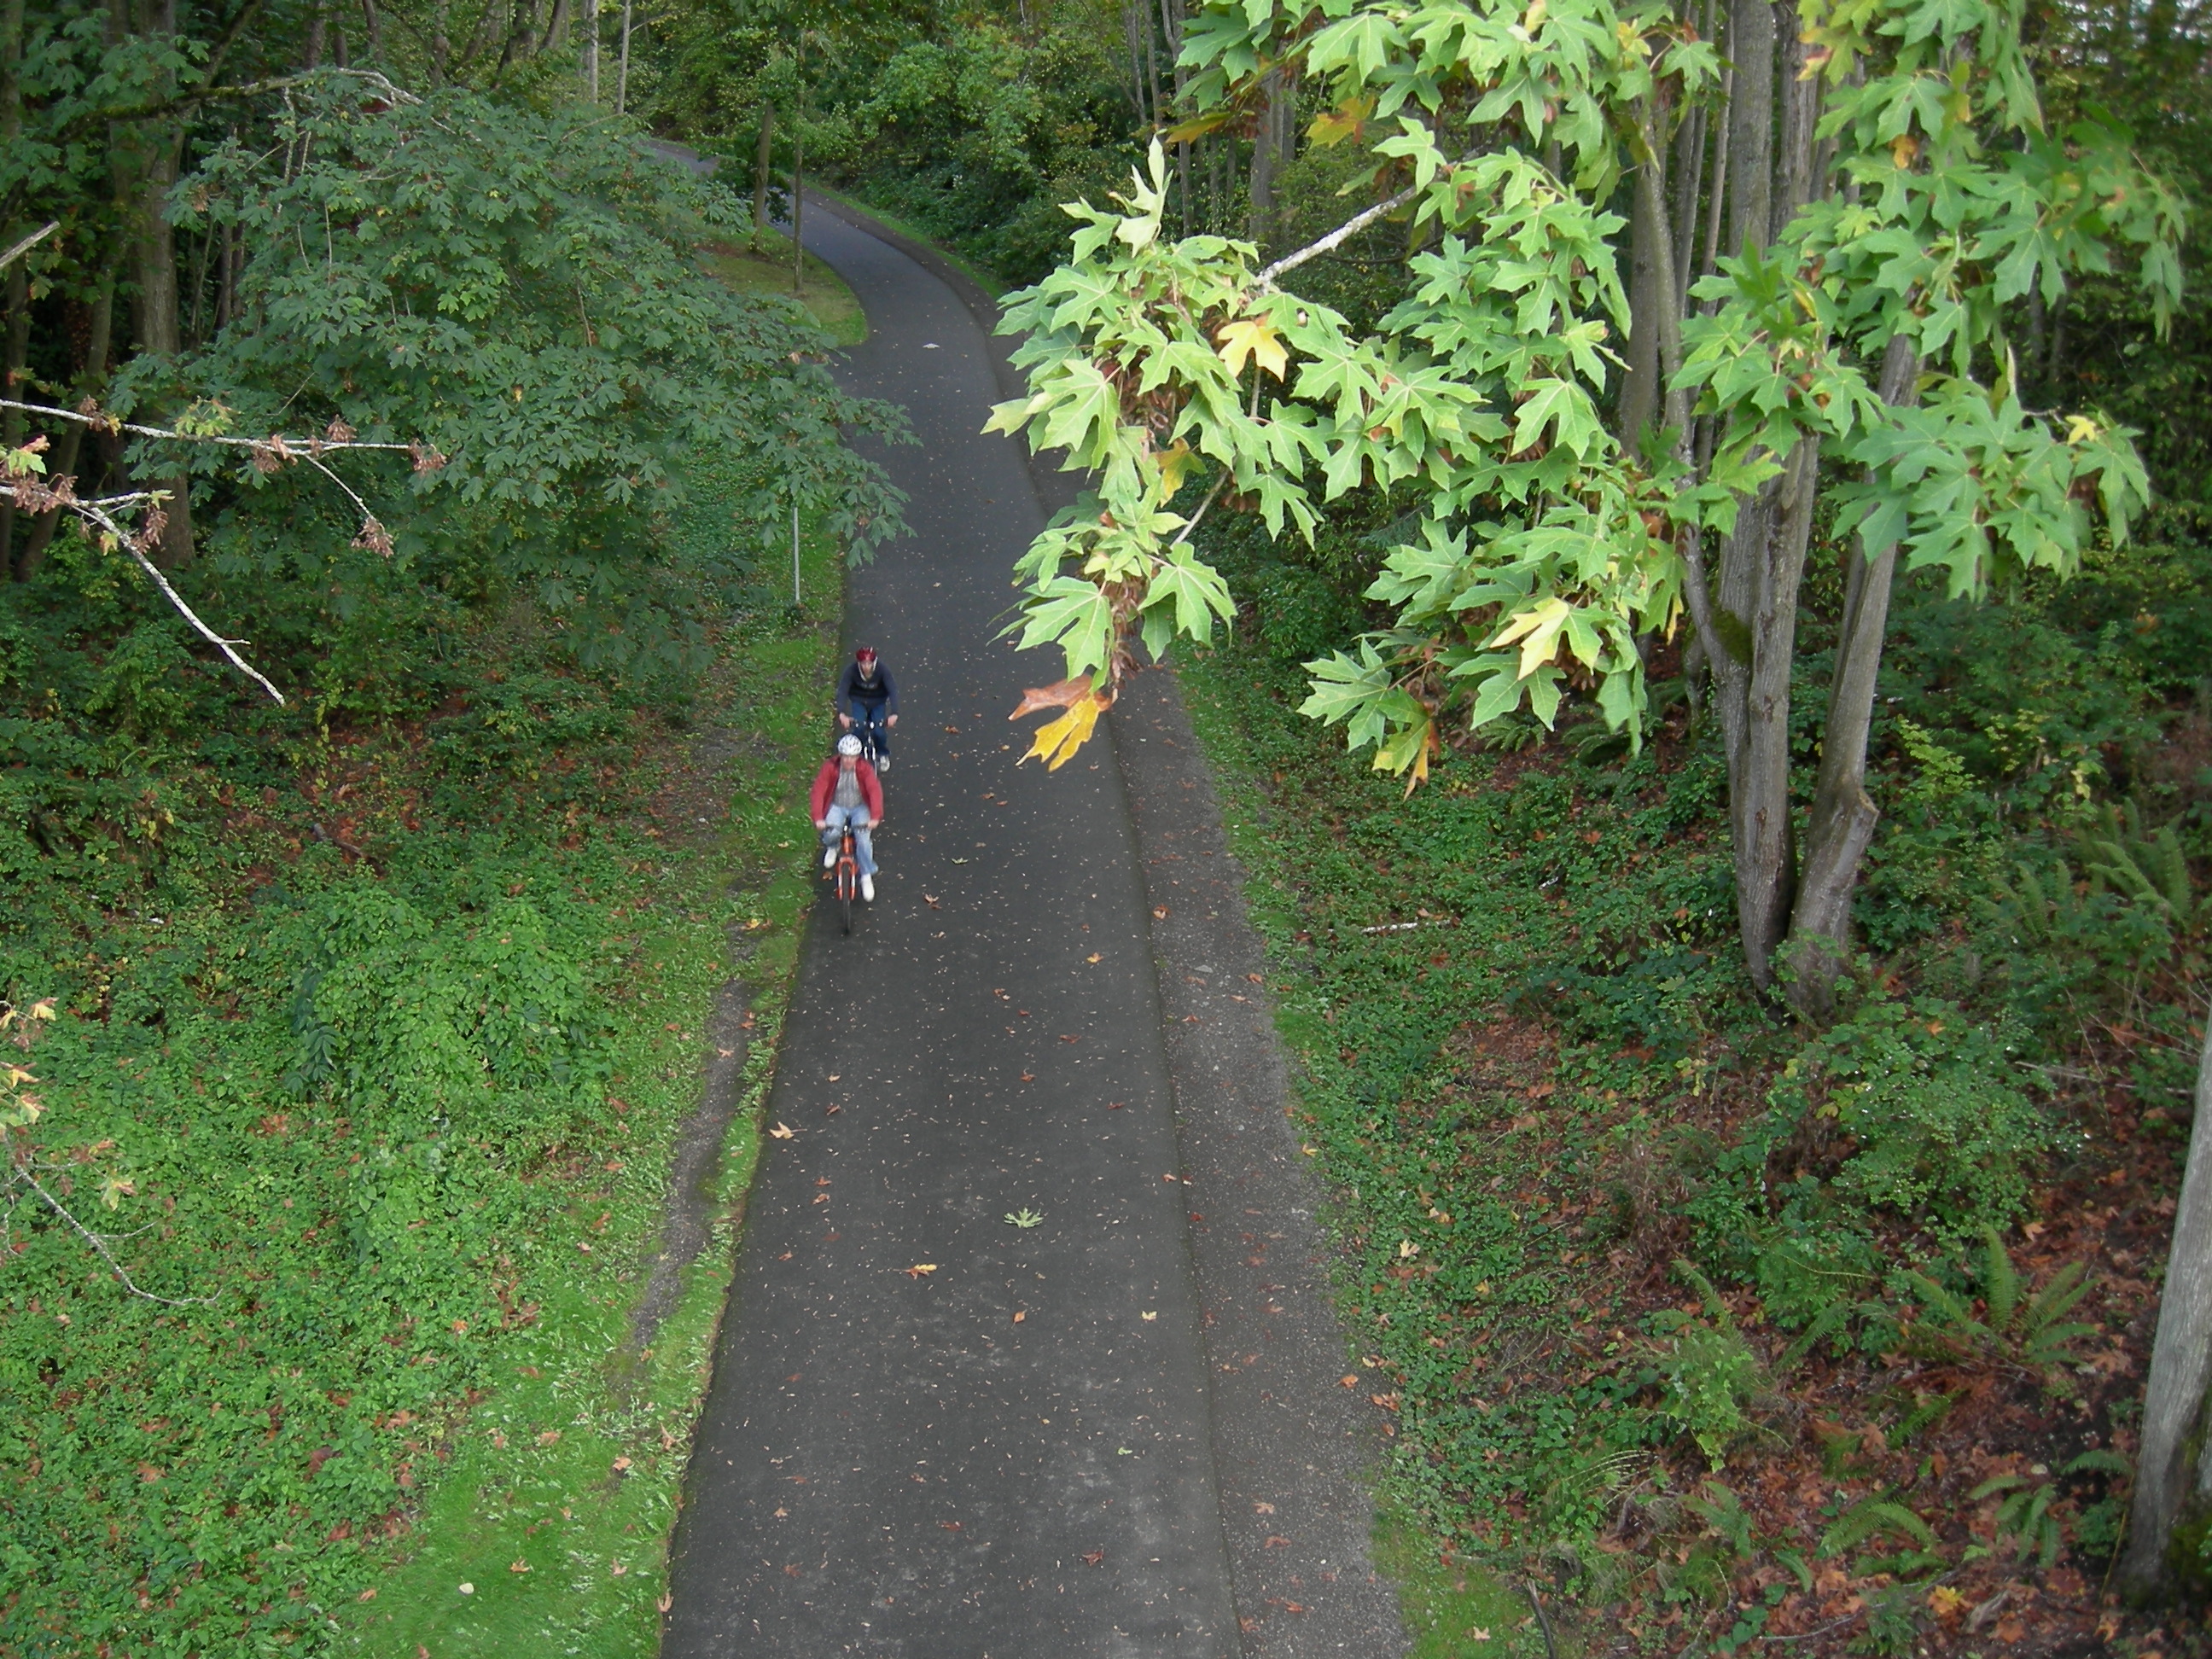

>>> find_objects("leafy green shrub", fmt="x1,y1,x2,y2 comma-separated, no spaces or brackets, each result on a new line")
1857,719,2009,949
82,622,203,744
1879,582,2158,821
1772,999,2055,1237
427,670,637,805
289,888,606,1130
1252,562,1364,662
1651,1264,1771,1468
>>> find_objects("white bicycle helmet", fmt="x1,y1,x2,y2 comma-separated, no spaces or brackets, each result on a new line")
836,733,864,757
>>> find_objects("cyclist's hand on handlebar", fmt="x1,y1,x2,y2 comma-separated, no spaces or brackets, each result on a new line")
886,714,899,726
813,818,827,830
837,713,852,729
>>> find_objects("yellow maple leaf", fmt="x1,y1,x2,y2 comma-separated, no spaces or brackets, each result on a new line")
1215,317,1288,382
1891,133,1920,169
1307,95,1374,148
1021,694,1107,770
1157,439,1196,498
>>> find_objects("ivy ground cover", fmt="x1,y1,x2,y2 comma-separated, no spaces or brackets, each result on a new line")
0,475,846,1656
1177,632,2190,1656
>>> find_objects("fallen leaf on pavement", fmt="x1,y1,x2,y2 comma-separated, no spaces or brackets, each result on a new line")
903,1264,939,1278
769,1122,795,1139
1086,953,1101,963
1081,1549,1105,1566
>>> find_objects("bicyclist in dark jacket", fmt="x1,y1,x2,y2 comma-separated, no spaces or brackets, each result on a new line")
836,647,899,772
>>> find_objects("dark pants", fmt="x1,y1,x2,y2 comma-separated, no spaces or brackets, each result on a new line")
847,701,891,760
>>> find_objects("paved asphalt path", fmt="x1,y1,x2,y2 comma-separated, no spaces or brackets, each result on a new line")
666,209,1240,1656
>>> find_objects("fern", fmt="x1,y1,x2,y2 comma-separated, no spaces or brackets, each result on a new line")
1673,1257,1737,1328
1892,1390,1958,1446
1686,1477,1756,1558
1898,1230,2096,1385
2077,800,2207,934
1777,1299,1858,1372
1971,1474,2064,1569
1980,1227,2022,1329
1819,1497,1937,1559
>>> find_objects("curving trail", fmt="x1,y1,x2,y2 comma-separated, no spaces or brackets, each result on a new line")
664,198,1405,1659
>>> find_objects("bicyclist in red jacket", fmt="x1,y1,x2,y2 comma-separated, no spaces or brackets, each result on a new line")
811,733,884,901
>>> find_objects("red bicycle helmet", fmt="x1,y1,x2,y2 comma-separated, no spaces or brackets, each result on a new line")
855,646,877,666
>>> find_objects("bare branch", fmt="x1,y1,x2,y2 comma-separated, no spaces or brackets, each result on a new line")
1169,467,1233,547
0,398,419,457
0,223,59,274
18,1170,215,1307
71,495,288,704
1255,183,1423,290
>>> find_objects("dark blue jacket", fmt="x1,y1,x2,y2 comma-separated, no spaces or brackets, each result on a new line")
837,661,899,716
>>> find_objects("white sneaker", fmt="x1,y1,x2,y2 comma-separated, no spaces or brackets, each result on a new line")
823,846,837,870
875,754,891,773
860,873,876,902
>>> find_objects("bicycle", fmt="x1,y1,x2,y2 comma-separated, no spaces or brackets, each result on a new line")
827,820,860,934
841,705,890,772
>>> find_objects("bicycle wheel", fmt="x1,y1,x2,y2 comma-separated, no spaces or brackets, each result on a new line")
838,838,856,934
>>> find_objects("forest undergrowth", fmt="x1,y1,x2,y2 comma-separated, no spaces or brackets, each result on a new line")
1179,508,2211,1657
0,445,846,1656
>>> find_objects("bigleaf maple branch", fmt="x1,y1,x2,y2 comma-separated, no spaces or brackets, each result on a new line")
70,492,289,705
0,224,59,274
18,1168,215,1307
3,400,447,705
1254,181,1424,289
0,399,422,457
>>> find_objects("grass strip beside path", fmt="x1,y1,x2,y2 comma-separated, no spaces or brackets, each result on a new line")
698,234,867,347
339,521,847,1655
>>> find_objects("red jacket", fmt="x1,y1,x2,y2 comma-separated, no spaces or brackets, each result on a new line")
811,756,883,821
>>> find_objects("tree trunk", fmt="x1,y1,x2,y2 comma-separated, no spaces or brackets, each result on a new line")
19,273,113,581
362,0,381,60
1712,435,1813,990
1249,67,1284,244
790,73,804,297
1697,67,1731,302
1621,149,1665,450
1773,16,1821,235
753,101,775,252
1142,0,1161,131
1122,0,1147,124
114,0,194,569
581,0,597,101
1161,0,1190,234
2125,1010,2212,1601
1783,335,1918,1019
1723,0,1773,261
614,0,631,114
